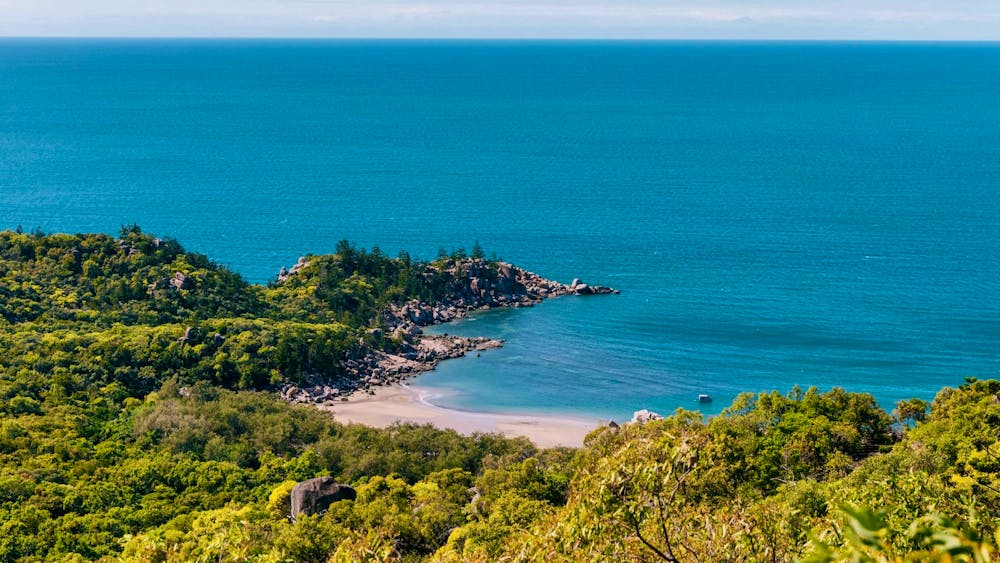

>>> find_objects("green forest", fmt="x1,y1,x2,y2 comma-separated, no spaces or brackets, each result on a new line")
1,228,998,561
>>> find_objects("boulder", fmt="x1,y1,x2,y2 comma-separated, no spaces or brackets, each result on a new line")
404,305,428,324
170,272,193,290
178,326,201,344
630,409,664,424
290,477,356,519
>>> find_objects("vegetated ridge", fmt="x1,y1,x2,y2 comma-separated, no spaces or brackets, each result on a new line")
0,227,614,403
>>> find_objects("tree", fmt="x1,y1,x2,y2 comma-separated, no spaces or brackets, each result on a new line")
893,398,929,427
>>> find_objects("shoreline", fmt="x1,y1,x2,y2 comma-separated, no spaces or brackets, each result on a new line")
279,258,619,447
318,383,602,448
280,258,617,405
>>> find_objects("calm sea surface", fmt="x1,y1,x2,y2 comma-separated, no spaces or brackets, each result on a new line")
2,39,998,420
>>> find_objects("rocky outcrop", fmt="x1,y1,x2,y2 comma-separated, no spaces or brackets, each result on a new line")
379,259,618,332
281,334,503,404
279,258,617,406
170,272,193,290
277,256,310,282
290,477,356,519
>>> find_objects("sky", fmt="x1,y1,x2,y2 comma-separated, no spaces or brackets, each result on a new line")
0,0,998,40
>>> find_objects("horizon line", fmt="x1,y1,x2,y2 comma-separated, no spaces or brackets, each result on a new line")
2,36,999,43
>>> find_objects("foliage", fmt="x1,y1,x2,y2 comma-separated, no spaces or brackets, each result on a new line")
0,227,261,326
805,505,1000,562
705,386,896,497
0,229,504,399
1,229,998,561
264,239,501,326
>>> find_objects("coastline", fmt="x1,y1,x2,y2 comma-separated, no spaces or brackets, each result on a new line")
277,258,618,447
279,258,617,405
318,383,602,448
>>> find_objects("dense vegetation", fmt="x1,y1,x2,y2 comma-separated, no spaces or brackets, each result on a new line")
0,227,481,398
1,229,998,561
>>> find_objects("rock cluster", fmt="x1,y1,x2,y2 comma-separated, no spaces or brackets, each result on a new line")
381,259,618,332
281,334,503,404
281,384,344,403
170,272,193,290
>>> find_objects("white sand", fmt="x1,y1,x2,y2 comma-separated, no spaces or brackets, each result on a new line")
319,384,601,449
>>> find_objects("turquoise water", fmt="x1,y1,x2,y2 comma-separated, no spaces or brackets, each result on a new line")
2,39,999,420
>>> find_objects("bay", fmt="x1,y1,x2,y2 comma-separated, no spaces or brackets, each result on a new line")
1,39,998,420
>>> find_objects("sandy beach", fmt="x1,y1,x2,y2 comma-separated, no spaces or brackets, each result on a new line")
320,384,602,448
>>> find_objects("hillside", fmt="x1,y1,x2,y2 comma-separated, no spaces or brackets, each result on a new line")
0,229,997,561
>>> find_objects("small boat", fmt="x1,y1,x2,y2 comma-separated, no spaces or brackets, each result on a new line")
697,394,713,403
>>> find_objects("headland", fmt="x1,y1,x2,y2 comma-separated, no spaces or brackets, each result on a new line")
277,256,617,442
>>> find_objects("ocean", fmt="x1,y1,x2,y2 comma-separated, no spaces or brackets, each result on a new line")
1,39,998,421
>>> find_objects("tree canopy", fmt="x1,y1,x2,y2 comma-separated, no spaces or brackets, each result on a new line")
0,229,997,561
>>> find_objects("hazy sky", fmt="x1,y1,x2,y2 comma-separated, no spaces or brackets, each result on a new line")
1,0,998,40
